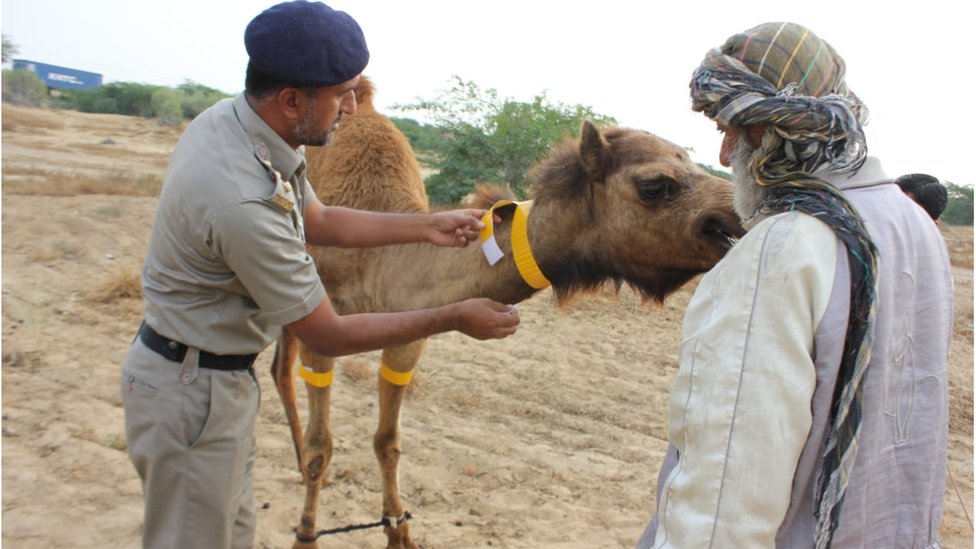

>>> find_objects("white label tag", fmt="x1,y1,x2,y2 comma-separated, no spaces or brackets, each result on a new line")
482,236,504,266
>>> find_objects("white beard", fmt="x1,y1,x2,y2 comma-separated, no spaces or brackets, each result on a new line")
730,139,770,221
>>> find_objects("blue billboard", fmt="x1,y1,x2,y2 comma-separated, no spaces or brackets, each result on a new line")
12,59,102,90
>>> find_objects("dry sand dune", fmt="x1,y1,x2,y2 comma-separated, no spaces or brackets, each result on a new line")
2,103,972,548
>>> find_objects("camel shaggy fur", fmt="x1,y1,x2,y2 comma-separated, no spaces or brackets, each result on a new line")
271,76,743,548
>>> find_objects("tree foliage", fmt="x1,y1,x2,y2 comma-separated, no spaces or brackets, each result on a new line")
2,34,18,64
54,80,230,122
178,80,232,119
391,117,444,152
1,69,47,107
942,182,974,225
396,76,616,204
69,82,161,117
151,88,183,126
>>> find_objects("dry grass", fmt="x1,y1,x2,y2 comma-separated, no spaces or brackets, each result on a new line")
337,356,430,397
2,166,162,197
340,358,374,384
85,266,142,303
28,247,69,263
943,224,974,269
1,106,66,131
28,240,87,262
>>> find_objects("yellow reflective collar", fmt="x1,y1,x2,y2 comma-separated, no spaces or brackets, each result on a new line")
479,200,551,290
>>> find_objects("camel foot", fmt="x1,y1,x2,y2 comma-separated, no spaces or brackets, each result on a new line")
384,521,420,549
291,530,320,549
291,538,319,549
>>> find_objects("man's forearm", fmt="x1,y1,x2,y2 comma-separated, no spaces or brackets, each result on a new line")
307,206,428,248
296,302,459,357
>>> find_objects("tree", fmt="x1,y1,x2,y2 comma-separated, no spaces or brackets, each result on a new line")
942,182,974,225
426,123,499,204
2,35,18,64
391,117,444,152
396,76,615,204
2,69,47,107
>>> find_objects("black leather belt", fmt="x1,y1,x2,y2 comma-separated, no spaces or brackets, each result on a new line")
138,322,257,371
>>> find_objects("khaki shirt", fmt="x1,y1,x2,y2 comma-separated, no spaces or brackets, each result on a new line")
142,94,325,355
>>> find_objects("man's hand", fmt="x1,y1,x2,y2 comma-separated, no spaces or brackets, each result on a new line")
427,209,487,247
453,298,520,340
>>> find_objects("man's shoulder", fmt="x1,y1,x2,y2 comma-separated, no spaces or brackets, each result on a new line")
730,211,837,271
748,210,836,242
176,97,246,155
166,124,278,204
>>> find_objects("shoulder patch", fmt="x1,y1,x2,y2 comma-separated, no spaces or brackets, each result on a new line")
268,192,294,212
257,156,296,214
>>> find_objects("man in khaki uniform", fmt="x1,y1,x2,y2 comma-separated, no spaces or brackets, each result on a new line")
120,2,520,548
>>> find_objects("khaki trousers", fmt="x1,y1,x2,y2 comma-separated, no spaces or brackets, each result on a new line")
121,338,260,549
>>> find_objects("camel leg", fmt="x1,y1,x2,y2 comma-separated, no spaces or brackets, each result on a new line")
270,331,306,474
291,347,337,549
375,340,427,549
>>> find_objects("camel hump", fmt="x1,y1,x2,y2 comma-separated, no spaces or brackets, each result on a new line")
304,73,428,214
355,75,376,112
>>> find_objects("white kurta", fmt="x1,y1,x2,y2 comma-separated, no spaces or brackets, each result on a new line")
638,158,953,549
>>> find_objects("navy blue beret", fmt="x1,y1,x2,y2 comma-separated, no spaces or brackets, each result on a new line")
244,1,369,87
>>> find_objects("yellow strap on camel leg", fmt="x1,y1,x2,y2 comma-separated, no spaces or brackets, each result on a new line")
298,365,334,388
379,363,414,386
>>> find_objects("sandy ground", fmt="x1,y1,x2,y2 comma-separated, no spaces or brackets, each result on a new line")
1,103,972,548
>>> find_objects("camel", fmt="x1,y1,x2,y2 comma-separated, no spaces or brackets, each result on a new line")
271,76,744,548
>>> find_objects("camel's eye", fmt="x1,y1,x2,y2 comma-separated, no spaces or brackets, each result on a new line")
635,177,675,201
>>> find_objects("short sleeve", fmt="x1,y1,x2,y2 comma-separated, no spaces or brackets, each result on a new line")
303,177,317,206
211,200,325,326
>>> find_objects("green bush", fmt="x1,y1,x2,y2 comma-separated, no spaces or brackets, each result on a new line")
150,88,182,126
61,80,230,121
2,68,47,107
71,82,163,117
178,80,230,119
942,182,973,225
180,94,218,119
92,97,119,114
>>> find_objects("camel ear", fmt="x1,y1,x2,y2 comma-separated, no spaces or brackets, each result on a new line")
578,120,610,181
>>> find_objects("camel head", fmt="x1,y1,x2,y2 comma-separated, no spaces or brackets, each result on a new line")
529,120,745,304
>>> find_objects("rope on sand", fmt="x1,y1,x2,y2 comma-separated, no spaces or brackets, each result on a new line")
294,511,412,542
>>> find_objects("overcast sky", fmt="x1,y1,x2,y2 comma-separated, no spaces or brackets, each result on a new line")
3,0,973,187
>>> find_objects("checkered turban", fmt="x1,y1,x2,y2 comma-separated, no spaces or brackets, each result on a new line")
691,21,869,187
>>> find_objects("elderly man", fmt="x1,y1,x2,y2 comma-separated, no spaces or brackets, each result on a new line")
120,2,519,548
637,22,953,549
